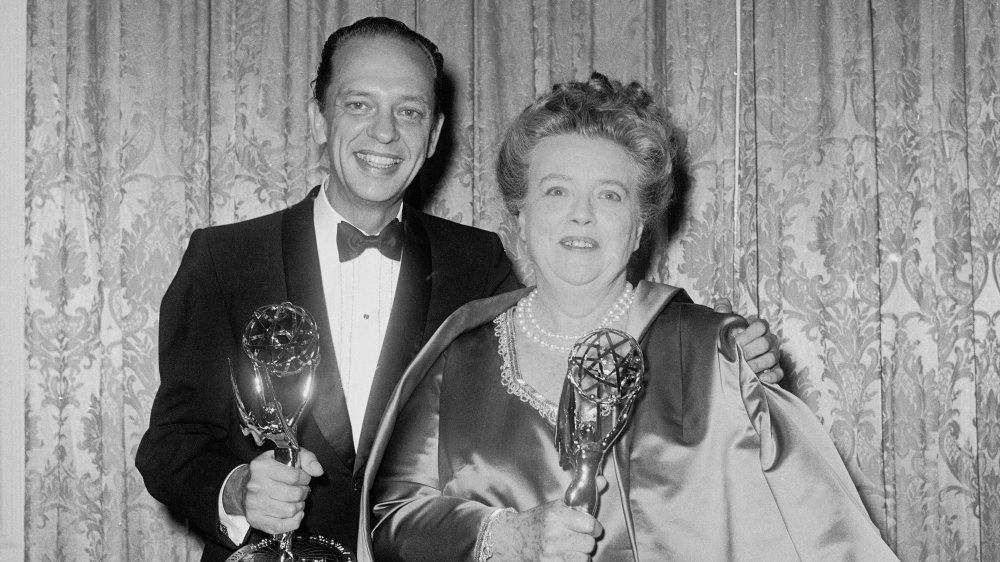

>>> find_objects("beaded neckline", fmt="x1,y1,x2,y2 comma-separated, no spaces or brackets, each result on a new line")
494,309,558,426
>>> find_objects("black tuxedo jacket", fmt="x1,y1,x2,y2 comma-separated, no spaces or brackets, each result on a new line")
136,188,518,561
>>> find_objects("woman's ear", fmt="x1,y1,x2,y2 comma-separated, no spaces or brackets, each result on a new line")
633,223,644,253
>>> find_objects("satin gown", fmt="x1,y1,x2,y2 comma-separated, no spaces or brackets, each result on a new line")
361,282,898,561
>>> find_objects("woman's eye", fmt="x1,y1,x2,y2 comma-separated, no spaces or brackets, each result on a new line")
600,190,623,202
544,187,566,196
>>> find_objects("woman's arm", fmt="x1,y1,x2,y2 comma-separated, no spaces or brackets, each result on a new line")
371,349,495,561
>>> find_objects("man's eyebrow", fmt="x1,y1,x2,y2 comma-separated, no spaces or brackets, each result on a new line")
337,89,373,98
336,90,431,106
396,94,431,106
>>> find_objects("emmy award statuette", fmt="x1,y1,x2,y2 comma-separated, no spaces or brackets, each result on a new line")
555,328,645,514
227,302,353,562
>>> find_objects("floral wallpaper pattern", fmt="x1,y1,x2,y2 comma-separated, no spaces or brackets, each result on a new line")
23,0,1000,560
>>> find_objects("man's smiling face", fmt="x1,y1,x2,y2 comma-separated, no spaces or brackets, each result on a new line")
313,34,443,225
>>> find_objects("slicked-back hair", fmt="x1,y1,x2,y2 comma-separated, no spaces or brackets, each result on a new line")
496,72,677,229
312,17,445,113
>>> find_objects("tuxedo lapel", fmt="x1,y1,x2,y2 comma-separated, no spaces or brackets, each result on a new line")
354,208,432,474
282,188,357,469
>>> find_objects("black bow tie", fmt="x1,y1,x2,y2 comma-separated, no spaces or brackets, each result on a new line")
336,219,404,262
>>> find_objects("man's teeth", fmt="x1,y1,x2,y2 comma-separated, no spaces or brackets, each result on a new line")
563,239,595,248
356,153,401,169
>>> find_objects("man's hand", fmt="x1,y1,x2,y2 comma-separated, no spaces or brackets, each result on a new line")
222,448,324,535
714,298,783,384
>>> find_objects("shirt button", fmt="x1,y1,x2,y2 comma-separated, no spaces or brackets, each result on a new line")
363,313,370,320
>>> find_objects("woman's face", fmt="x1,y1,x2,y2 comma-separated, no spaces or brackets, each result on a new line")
518,134,643,292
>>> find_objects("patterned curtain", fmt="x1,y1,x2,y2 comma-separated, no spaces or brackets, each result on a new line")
23,0,999,560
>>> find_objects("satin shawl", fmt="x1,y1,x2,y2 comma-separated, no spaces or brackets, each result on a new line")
357,282,898,561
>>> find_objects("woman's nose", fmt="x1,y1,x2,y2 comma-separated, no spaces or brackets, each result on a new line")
569,195,594,224
368,110,399,143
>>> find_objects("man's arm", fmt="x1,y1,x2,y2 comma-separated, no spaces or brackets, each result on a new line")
485,232,522,296
480,233,783,382
136,229,247,549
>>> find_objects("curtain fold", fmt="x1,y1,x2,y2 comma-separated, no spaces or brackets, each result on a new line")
23,0,1000,559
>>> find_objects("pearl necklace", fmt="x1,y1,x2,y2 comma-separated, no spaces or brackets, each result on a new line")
516,283,634,352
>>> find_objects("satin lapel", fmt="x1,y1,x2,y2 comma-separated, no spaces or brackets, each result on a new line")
283,188,357,469
353,208,432,474
614,281,690,556
356,288,529,561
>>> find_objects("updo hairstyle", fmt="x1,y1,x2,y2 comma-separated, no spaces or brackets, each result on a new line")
495,72,677,228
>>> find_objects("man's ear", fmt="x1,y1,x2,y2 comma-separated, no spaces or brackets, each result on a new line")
307,99,328,145
425,113,445,158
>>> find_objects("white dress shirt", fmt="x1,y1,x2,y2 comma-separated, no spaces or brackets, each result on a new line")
313,181,401,448
218,179,402,544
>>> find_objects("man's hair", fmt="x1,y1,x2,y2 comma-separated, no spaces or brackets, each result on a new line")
496,72,677,229
312,17,445,113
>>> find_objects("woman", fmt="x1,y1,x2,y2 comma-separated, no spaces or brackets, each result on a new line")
357,74,897,561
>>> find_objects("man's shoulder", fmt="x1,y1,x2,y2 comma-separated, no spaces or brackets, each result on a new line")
407,208,504,258
194,192,314,246
200,210,283,238
410,208,499,239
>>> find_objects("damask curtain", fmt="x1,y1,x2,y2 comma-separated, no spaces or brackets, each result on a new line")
23,0,999,560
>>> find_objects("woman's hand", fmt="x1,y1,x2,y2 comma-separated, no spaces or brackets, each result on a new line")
488,500,603,561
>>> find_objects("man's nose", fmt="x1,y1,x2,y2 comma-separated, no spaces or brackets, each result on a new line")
368,110,399,143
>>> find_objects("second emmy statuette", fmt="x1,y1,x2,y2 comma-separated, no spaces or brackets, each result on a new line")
556,328,645,514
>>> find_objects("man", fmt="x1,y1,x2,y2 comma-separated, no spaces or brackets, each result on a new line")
136,17,780,561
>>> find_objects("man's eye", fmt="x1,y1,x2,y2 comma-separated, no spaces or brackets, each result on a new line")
399,108,424,120
346,101,369,111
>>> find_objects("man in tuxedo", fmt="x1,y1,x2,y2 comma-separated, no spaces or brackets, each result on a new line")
136,17,781,561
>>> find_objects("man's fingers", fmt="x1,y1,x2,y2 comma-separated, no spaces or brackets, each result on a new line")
713,297,734,314
247,494,305,518
746,352,777,373
740,334,772,364
734,318,767,347
757,365,784,384
246,509,304,535
251,453,313,486
297,448,325,477
247,481,309,503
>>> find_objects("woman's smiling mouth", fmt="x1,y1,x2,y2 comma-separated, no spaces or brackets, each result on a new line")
560,237,597,249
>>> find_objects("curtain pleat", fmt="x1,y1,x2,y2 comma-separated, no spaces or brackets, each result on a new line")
23,0,1000,559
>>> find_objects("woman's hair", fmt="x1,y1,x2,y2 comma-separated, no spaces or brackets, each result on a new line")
496,72,677,228
312,17,445,113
